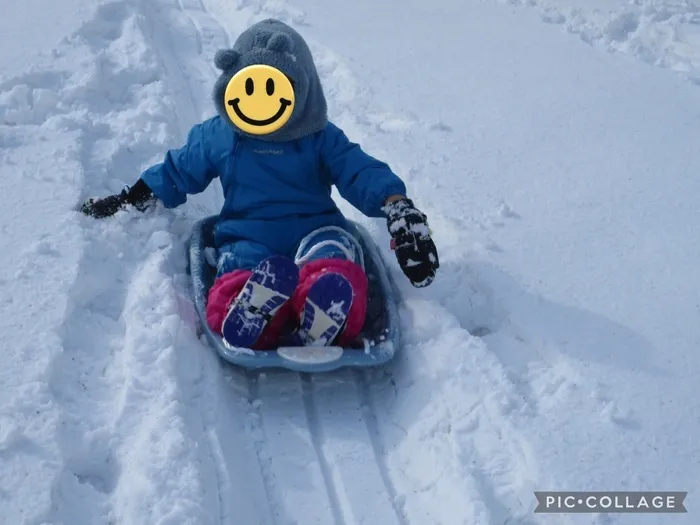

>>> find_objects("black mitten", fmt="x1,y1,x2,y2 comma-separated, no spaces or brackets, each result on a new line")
80,179,156,219
383,198,439,287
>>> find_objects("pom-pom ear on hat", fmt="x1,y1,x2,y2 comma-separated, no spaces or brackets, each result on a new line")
266,32,294,53
214,49,240,70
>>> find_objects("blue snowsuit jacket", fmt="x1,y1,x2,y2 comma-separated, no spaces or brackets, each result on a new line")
140,115,407,255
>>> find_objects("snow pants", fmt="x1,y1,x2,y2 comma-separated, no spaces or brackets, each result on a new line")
206,226,368,349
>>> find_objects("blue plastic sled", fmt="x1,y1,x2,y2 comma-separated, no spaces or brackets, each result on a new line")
187,215,401,372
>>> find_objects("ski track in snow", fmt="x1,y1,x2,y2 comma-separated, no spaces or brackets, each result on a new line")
1,0,680,522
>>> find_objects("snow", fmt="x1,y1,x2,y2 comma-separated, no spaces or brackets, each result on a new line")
0,0,698,524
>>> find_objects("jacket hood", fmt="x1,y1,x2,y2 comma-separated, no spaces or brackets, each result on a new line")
212,19,328,142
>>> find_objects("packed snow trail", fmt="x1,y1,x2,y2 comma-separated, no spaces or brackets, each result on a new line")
1,0,699,524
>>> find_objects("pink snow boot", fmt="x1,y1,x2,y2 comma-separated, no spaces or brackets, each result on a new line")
206,259,296,350
289,258,368,346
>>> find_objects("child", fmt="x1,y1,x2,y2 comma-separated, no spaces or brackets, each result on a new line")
81,18,439,349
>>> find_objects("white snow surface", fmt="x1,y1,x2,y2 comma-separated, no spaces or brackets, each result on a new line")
1,0,699,524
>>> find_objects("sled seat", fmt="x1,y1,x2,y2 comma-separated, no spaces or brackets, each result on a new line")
187,215,400,372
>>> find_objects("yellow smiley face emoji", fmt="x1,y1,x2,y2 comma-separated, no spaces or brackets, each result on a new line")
224,64,295,135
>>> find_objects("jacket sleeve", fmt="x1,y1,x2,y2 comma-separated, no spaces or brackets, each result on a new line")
319,123,407,217
140,119,219,208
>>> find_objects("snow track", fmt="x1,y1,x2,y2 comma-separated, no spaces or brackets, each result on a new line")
224,368,412,525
